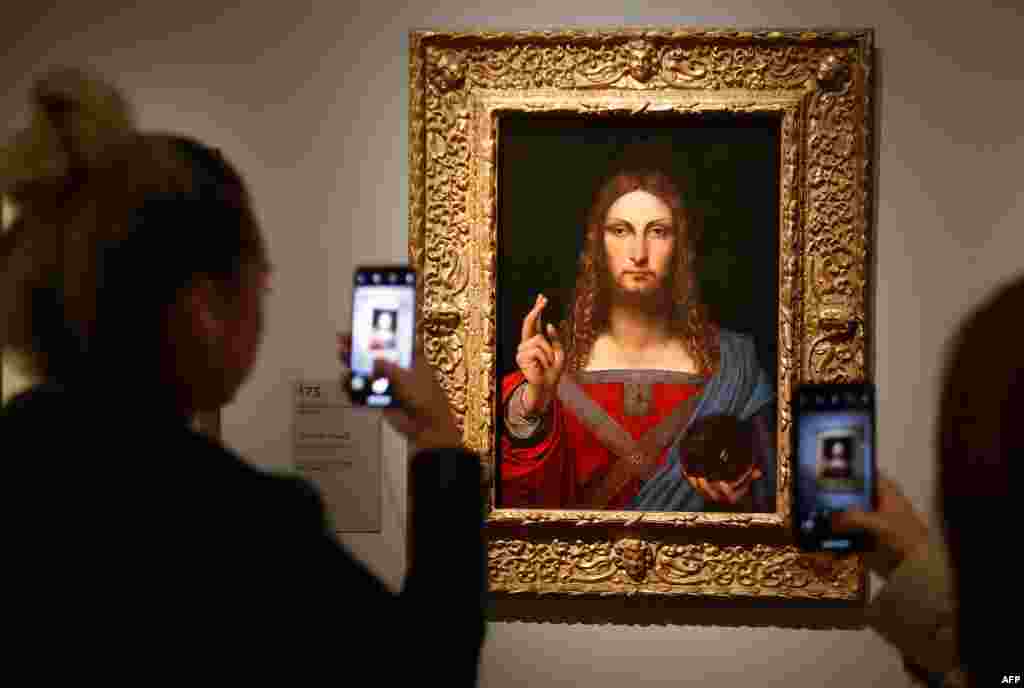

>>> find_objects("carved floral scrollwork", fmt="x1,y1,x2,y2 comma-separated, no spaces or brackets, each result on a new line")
804,48,866,384
566,541,617,583
807,249,865,383
776,106,802,503
655,543,709,585
423,45,474,427
422,309,461,337
460,38,859,93
489,538,861,596
660,47,708,85
422,326,466,424
815,250,860,301
422,309,465,419
411,28,873,600
489,539,542,585
659,45,841,90
809,330,863,384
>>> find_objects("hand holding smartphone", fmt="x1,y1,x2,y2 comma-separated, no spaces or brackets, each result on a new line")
348,266,416,407
792,383,877,552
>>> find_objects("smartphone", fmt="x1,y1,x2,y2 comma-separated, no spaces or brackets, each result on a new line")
792,383,877,552
348,266,416,407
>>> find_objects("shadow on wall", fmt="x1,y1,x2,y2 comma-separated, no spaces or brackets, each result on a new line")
489,595,866,631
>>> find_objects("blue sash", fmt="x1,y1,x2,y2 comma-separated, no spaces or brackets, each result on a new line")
629,329,775,511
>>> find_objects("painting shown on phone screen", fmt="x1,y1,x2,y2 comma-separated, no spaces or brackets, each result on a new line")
496,115,779,512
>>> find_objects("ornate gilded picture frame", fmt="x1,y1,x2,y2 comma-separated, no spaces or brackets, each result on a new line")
409,27,873,600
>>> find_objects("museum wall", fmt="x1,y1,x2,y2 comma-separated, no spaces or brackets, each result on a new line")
3,1,1021,684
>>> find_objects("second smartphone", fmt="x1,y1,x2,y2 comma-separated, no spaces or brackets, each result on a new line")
348,266,416,407
792,383,877,552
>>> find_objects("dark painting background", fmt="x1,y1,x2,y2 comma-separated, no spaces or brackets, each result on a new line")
497,114,780,385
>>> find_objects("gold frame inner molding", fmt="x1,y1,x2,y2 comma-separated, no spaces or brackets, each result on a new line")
409,27,873,600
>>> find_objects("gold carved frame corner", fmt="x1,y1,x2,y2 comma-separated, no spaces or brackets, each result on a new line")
409,27,874,601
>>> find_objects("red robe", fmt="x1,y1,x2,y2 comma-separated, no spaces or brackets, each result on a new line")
500,371,704,509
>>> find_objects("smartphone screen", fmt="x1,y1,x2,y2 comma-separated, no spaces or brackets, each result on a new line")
792,383,876,552
349,266,416,407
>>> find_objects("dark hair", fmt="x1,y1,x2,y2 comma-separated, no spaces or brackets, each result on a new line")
937,273,1023,678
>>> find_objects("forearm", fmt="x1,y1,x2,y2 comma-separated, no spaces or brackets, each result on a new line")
504,380,550,443
407,447,485,580
866,536,958,676
404,448,487,684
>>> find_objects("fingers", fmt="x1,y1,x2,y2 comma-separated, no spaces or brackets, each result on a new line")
731,464,761,493
521,294,547,342
720,462,766,505
518,334,555,366
337,331,352,367
547,324,565,371
516,349,550,379
717,480,737,504
685,464,764,505
373,358,416,409
381,407,416,437
337,333,353,392
712,476,747,505
695,477,724,502
682,469,716,502
877,472,901,491
516,334,558,385
830,504,916,544
372,355,462,451
875,473,906,508
717,466,759,505
831,508,889,536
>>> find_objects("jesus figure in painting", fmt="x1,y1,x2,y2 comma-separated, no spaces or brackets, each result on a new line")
500,167,776,512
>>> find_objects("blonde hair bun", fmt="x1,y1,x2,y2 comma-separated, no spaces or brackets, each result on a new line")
1,67,136,196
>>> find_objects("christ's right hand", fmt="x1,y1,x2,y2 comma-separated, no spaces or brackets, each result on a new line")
515,294,566,416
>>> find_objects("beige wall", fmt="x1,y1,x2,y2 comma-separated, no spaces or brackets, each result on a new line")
4,1,1021,684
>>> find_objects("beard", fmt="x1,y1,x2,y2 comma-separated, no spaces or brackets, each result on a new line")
603,268,674,315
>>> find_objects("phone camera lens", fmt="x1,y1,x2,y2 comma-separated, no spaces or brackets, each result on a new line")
372,273,382,284
405,274,414,284
351,376,366,391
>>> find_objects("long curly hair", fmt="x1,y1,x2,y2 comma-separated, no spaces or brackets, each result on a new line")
562,168,719,374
